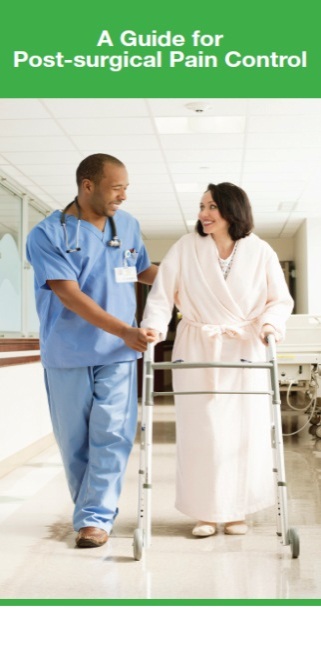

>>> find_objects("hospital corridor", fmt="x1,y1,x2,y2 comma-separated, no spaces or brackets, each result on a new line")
0,391,321,600
1,98,321,602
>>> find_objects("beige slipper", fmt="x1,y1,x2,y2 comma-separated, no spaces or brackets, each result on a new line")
224,522,248,535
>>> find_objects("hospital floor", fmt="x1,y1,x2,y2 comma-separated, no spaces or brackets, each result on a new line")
1,396,321,602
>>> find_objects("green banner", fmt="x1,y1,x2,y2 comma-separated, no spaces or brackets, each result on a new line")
1,0,320,97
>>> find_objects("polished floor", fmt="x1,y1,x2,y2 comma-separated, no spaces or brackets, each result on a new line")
1,395,321,602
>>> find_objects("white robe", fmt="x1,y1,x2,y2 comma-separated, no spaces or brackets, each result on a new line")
141,232,294,523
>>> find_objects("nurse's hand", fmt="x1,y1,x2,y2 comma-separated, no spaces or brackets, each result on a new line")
260,324,280,345
122,327,159,351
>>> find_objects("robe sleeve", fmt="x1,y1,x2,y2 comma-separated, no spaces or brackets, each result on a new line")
140,242,180,341
258,252,294,339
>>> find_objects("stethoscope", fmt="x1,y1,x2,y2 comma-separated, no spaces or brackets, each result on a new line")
60,197,121,253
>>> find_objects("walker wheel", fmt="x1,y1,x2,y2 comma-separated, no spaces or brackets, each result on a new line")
133,528,143,561
287,528,300,559
315,425,321,439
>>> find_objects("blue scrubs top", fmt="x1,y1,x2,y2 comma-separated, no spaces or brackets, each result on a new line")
26,209,151,368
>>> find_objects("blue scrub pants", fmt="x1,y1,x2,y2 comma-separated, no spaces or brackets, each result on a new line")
44,361,137,533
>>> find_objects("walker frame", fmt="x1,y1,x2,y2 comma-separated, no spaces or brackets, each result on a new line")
133,334,300,560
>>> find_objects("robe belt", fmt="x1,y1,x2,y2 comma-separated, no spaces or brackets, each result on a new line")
178,318,258,395
182,317,257,339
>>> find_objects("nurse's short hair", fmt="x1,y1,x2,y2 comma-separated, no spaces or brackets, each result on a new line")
76,153,125,187
195,182,254,241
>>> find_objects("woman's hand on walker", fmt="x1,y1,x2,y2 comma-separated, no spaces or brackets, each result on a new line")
259,324,279,346
145,328,160,343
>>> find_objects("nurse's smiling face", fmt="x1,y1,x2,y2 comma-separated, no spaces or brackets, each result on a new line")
83,162,129,220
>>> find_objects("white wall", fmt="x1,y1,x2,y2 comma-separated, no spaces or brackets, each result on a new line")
306,219,321,313
0,362,53,475
145,238,179,263
293,219,321,314
264,237,294,261
294,221,308,313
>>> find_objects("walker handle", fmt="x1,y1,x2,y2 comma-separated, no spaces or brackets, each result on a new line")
265,332,277,360
145,342,155,363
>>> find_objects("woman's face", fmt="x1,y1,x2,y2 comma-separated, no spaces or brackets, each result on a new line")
198,191,229,237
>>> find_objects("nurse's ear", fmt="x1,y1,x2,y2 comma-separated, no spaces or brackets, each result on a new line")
81,178,94,196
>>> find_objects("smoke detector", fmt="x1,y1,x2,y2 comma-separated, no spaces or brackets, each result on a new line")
185,102,212,113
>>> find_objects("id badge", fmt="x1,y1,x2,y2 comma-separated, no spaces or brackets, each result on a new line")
115,266,138,283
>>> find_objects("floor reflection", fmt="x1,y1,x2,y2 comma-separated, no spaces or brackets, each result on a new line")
0,396,321,600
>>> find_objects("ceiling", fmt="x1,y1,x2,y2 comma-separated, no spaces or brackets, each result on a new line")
0,98,321,240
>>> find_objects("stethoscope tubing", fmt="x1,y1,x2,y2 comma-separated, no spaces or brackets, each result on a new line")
60,197,121,252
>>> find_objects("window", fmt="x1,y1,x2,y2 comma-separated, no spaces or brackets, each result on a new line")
27,203,45,335
0,183,22,334
0,179,48,338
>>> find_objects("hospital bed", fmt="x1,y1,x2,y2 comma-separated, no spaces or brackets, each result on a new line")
276,315,321,430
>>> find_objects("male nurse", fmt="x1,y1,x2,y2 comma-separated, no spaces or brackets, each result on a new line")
27,153,158,548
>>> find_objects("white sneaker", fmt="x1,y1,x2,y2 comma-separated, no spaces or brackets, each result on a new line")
192,521,216,537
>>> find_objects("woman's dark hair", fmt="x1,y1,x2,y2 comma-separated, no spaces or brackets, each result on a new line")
76,153,124,187
195,182,254,241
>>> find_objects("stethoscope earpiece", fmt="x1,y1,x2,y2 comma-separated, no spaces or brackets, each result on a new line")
66,247,81,253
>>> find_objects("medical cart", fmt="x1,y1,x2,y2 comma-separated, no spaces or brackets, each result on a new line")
277,315,321,433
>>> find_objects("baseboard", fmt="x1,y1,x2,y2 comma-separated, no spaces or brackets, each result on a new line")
0,434,55,479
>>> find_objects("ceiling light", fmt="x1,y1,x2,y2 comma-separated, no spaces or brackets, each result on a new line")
185,102,212,113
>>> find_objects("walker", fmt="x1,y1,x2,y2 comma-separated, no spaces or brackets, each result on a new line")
133,334,300,560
